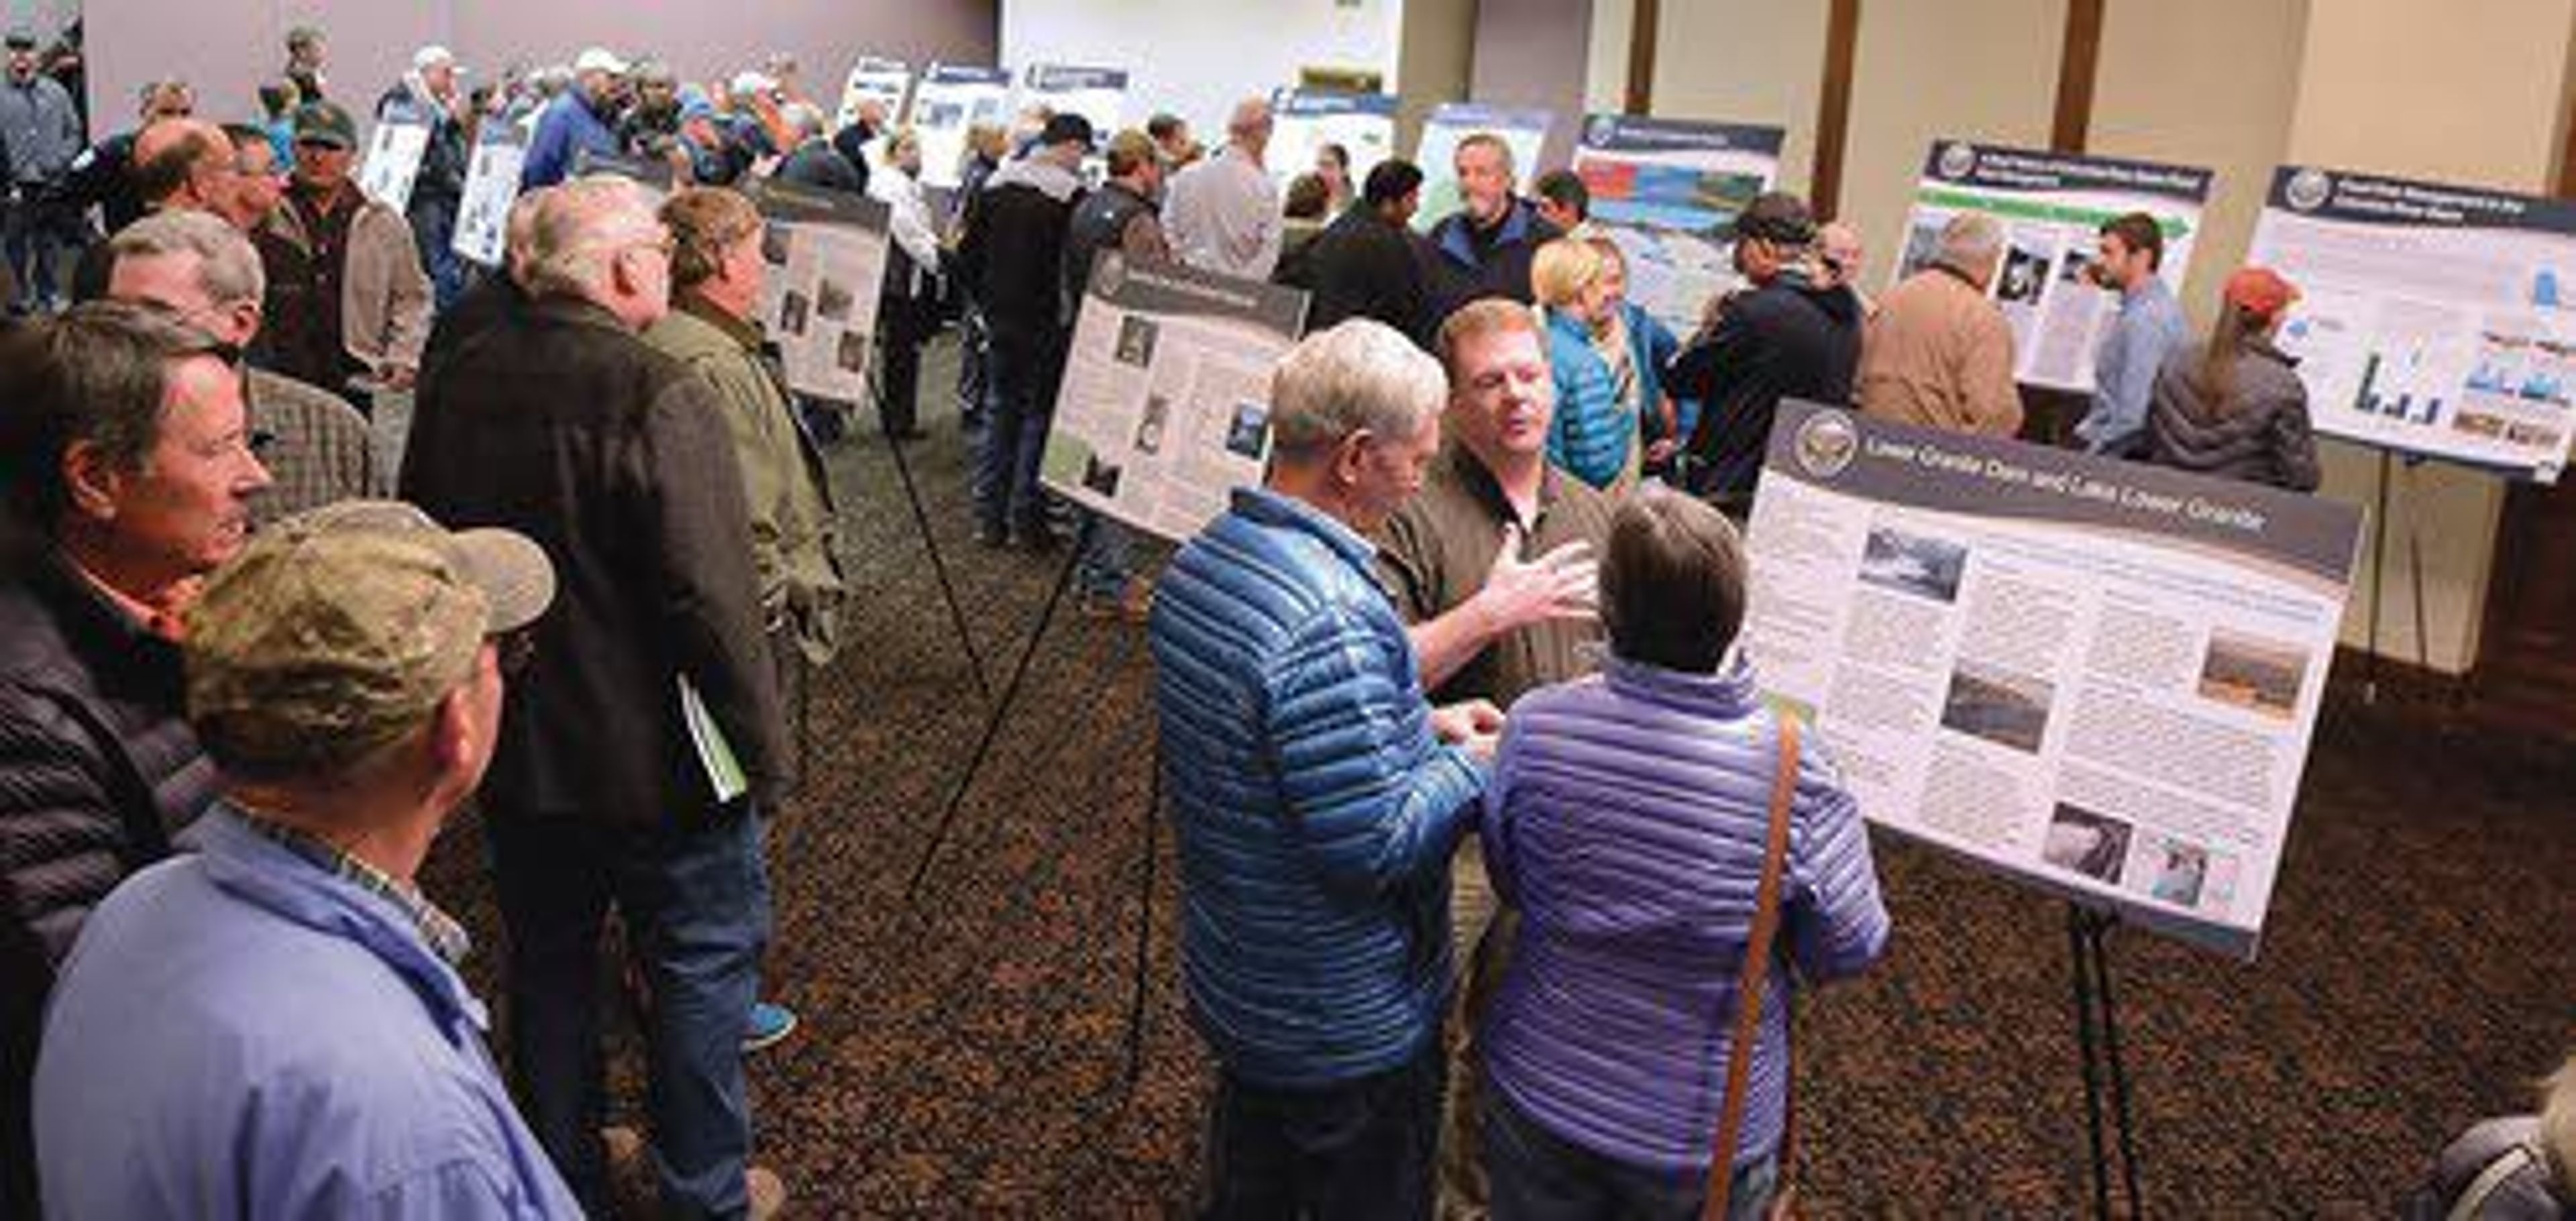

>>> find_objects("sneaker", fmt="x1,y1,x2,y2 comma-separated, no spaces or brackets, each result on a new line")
743,1000,799,1053
747,1166,788,1220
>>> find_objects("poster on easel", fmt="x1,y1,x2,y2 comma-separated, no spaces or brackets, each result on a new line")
1741,401,2362,959
1269,89,1397,195
1572,115,1783,338
834,56,912,135
1017,63,1128,146
906,64,1014,191
752,179,891,405
1897,140,2212,394
357,119,431,214
2247,165,2576,483
1040,254,1309,541
1412,101,1553,232
451,121,527,268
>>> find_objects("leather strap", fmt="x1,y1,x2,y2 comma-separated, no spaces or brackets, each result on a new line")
1703,714,1801,1221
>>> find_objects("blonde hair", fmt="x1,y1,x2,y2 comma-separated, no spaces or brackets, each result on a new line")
1434,297,1544,386
1529,236,1612,310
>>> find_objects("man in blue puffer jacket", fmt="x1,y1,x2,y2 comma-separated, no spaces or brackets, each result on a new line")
1150,318,1503,1220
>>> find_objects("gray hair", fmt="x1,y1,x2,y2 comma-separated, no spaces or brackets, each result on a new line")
523,175,664,301
1935,213,2005,283
107,209,266,304
1268,319,1447,464
504,185,553,283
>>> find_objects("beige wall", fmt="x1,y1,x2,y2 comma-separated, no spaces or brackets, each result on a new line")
1839,0,2065,277
1397,0,1479,150
1639,0,1831,197
2089,0,2310,331
2284,0,2576,671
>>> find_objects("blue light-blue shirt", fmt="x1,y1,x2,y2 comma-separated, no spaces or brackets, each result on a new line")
2081,275,2189,455
519,89,619,190
34,805,580,1220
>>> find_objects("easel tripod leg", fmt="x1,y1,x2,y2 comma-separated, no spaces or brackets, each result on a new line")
1124,737,1160,1094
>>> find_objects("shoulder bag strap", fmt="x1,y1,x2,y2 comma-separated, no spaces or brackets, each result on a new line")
1703,714,1801,1221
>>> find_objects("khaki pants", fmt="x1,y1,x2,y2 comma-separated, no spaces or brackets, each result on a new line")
1438,837,1517,1220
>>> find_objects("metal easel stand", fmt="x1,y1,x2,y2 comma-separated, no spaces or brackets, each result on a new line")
2067,904,2145,1219
865,329,992,701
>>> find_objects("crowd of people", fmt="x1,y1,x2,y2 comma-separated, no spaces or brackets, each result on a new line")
0,19,2560,1221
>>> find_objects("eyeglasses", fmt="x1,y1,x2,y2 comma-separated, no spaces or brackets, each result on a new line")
492,629,538,677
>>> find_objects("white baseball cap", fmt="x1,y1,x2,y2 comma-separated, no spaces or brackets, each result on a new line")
572,47,627,76
413,45,462,73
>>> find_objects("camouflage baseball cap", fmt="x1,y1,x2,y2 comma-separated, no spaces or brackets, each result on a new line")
186,500,555,774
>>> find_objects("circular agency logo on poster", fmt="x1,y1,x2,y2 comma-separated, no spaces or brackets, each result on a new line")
1585,115,1619,146
2284,168,2333,213
1792,409,1860,480
1936,142,1978,180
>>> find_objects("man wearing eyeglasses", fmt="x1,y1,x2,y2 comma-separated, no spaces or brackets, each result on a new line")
401,175,792,1219
105,209,378,526
0,301,273,1217
252,100,431,409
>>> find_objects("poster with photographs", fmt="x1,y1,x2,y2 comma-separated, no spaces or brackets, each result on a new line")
906,64,1014,191
1040,254,1309,541
451,121,528,268
834,56,912,137
752,180,891,405
1573,115,1783,338
356,119,431,214
1269,89,1397,194
1897,140,2212,394
1017,62,1128,147
1741,401,2362,959
1412,101,1553,233
2247,166,2576,482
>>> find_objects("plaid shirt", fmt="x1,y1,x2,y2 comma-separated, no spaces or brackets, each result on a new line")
246,367,380,527
232,807,471,966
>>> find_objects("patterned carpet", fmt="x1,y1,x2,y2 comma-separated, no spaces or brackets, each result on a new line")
421,340,2575,1216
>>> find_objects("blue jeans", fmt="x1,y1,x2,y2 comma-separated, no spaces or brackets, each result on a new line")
1483,1086,1777,1221
410,195,466,311
1075,510,1137,597
1201,1041,1446,1221
486,809,771,1219
976,330,1063,538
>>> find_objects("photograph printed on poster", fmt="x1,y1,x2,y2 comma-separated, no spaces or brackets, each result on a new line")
1225,400,1270,460
2041,804,2134,885
1939,660,2054,753
1859,525,1968,604
2197,629,2308,721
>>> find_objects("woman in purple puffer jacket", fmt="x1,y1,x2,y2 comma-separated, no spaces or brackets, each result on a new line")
1479,488,1892,1220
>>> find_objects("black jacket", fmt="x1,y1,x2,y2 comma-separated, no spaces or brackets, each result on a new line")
376,86,469,206
2145,339,2322,492
0,553,217,1216
1669,271,1864,503
955,158,1084,343
828,121,877,197
1421,197,1559,325
401,297,788,825
1061,180,1160,325
1278,205,1436,348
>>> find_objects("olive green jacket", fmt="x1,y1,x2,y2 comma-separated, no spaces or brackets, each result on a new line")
643,297,845,664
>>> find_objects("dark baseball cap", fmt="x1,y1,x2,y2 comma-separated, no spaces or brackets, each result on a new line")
1732,191,1817,246
291,100,358,150
4,29,38,50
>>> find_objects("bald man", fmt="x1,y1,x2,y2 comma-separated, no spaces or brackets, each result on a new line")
68,117,240,302
1162,96,1283,278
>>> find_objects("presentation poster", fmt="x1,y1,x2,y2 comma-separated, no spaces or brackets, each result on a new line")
753,180,891,405
1018,63,1128,146
834,56,912,134
1741,401,2361,959
2247,166,2576,482
1040,254,1309,541
1572,115,1783,337
907,64,1014,191
1898,140,2212,394
451,121,526,268
1413,101,1553,232
1269,89,1397,195
356,119,431,214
